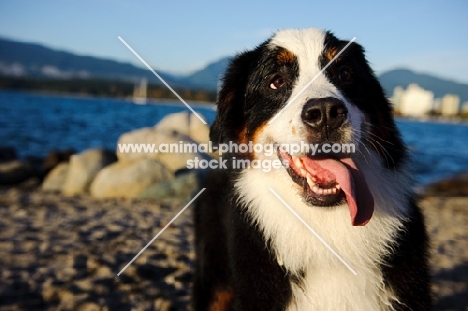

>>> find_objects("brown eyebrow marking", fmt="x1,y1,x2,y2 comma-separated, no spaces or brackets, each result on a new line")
325,46,339,61
277,49,296,65
209,288,234,311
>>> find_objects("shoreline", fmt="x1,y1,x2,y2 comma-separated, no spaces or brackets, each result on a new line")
395,115,468,125
0,89,216,107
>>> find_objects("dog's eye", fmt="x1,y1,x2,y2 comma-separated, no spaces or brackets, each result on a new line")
269,74,285,90
338,67,351,83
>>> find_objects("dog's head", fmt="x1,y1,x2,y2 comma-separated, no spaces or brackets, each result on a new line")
211,28,406,226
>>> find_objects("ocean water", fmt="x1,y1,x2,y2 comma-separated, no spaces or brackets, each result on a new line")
1,91,467,185
0,90,215,156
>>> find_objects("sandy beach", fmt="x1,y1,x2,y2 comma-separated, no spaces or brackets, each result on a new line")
0,184,467,310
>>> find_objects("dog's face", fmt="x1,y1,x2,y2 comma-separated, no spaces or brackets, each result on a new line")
211,28,406,226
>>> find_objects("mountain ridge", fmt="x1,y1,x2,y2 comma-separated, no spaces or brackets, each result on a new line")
379,68,468,103
0,37,181,86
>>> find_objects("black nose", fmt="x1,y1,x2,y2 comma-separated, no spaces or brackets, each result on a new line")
301,98,348,131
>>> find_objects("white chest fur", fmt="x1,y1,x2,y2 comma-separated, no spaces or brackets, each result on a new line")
286,263,398,311
234,161,410,310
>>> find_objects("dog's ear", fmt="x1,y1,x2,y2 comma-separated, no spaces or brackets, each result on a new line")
210,49,260,146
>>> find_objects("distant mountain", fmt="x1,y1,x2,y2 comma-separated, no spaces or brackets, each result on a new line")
1,37,467,102
0,37,180,85
379,69,468,103
181,57,231,90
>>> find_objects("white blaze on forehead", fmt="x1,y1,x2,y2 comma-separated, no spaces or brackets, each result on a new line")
269,28,327,79
269,28,339,105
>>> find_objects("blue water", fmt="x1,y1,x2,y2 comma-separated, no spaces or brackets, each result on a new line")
0,90,215,156
1,91,467,185
397,119,468,185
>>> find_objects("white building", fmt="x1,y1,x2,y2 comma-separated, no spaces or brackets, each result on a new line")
391,86,404,112
440,94,460,116
399,84,434,116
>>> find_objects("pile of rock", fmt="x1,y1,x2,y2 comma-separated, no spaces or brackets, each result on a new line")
41,111,211,201
44,148,117,196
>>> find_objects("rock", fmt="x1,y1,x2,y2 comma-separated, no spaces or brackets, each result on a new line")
0,160,36,184
56,289,74,309
62,148,117,196
42,163,70,192
155,111,210,144
43,149,75,173
75,302,101,311
117,127,211,171
95,266,112,278
154,298,172,311
0,146,17,162
138,170,204,201
424,171,468,196
42,279,57,301
89,158,173,198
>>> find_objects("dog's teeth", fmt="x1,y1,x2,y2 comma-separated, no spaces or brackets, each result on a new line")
293,157,303,169
306,173,315,188
336,184,341,190
312,185,320,194
300,168,307,177
332,188,337,194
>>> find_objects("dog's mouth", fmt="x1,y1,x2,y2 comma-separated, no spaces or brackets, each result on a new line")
277,147,374,226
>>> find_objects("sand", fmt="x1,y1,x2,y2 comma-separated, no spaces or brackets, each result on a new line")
0,186,467,310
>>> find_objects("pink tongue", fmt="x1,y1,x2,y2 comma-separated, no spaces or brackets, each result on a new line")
302,158,374,226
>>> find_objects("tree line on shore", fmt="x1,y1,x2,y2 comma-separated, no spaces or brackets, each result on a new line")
0,76,217,103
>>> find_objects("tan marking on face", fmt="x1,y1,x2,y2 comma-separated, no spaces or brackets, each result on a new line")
250,121,272,160
209,289,234,311
326,46,338,61
238,126,248,145
277,49,296,65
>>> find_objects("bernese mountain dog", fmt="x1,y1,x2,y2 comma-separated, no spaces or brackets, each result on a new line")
193,28,431,311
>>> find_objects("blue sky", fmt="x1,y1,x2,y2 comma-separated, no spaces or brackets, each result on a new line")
1,0,467,83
